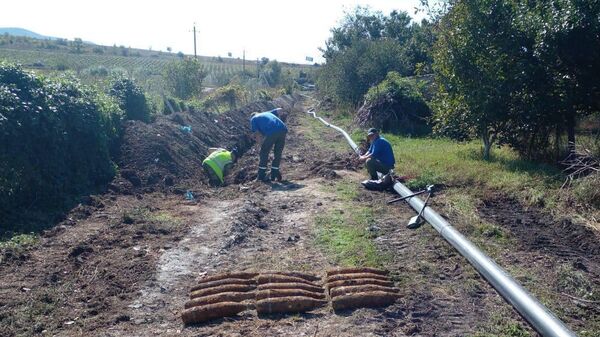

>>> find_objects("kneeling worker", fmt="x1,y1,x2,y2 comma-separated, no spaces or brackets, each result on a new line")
359,128,395,180
202,147,238,186
250,108,288,182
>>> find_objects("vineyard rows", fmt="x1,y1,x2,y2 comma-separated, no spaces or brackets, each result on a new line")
0,48,305,84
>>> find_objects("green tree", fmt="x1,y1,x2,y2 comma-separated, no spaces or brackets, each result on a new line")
432,0,525,159
431,0,600,159
318,39,410,105
527,0,600,152
72,37,83,53
164,58,207,100
109,76,151,123
264,60,282,87
319,6,435,105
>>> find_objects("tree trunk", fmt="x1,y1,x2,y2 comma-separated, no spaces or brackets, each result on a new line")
555,125,561,161
566,110,576,154
482,131,492,161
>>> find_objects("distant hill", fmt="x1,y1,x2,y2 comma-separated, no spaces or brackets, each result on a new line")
0,27,57,40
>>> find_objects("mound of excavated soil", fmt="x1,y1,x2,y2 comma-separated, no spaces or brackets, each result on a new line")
114,97,298,194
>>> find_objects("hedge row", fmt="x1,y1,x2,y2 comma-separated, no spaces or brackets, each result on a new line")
0,63,126,231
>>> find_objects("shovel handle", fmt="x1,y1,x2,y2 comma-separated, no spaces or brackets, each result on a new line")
387,190,426,204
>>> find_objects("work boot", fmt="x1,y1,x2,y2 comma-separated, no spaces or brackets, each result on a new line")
270,168,282,182
256,168,268,182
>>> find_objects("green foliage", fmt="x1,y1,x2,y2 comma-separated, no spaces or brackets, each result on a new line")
318,6,436,105
572,173,600,209
71,38,83,54
315,208,384,268
86,65,109,77
262,60,282,87
359,71,431,134
164,58,207,100
109,76,150,122
0,233,38,264
0,62,122,232
431,0,600,159
318,39,410,105
197,84,249,112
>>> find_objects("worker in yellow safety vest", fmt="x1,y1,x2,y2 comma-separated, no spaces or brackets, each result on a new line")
202,147,238,186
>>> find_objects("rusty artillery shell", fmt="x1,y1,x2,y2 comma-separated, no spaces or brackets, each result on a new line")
326,278,394,293
257,282,324,294
184,291,256,309
326,272,390,283
196,272,258,284
263,271,320,282
331,291,400,311
326,267,388,277
181,302,248,324
256,289,326,301
257,274,320,287
256,296,326,314
330,284,399,298
190,284,255,299
190,278,256,292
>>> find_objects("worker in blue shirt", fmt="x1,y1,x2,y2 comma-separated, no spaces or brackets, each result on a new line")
250,108,288,182
359,128,395,180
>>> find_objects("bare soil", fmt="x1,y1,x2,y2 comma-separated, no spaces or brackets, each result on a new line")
1,96,599,337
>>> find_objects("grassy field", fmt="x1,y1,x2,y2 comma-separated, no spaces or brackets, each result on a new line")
0,45,316,101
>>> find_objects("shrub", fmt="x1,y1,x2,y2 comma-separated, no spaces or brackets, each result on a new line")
164,58,207,100
87,65,109,77
355,71,431,135
109,76,151,123
0,63,122,232
198,84,249,112
572,173,600,209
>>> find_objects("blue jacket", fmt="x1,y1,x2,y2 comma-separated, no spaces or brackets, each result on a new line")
368,136,395,167
250,111,287,136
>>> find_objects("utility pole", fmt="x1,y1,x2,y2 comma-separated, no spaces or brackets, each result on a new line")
192,23,198,60
243,49,245,73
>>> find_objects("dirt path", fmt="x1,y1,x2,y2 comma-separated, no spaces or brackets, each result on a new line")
1,97,599,336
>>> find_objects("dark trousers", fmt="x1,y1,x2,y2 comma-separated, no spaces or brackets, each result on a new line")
259,130,287,170
366,158,392,180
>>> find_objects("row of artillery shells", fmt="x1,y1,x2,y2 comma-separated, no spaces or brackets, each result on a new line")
255,273,326,314
182,268,400,325
325,267,401,312
182,271,324,325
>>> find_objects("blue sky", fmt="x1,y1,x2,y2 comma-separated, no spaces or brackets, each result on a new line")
1,0,425,64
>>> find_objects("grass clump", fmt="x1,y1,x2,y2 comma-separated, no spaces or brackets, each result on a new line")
315,208,384,268
121,208,182,235
323,180,359,202
0,233,38,263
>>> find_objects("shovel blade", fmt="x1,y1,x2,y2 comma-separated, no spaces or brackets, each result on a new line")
407,215,425,229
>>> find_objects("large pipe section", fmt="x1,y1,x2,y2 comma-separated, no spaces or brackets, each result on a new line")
306,109,360,155
305,109,577,337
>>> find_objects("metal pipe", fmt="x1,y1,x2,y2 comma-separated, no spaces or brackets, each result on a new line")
305,109,577,337
306,109,360,155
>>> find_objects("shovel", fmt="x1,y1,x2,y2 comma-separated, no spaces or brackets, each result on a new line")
406,186,435,229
